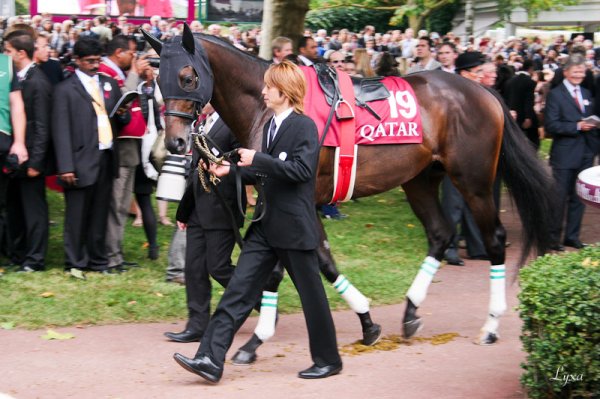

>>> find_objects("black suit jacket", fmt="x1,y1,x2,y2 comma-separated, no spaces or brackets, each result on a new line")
241,112,320,251
176,117,245,229
544,83,598,170
21,65,52,173
52,73,126,187
505,72,538,129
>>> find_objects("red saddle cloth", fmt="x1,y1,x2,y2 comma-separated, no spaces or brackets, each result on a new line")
301,67,423,146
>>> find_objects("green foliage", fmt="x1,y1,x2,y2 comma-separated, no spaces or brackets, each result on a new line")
305,7,398,33
519,247,600,398
425,1,461,35
15,0,28,15
0,188,425,329
497,0,581,21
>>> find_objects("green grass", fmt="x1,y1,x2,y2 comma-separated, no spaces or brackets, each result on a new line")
0,187,426,329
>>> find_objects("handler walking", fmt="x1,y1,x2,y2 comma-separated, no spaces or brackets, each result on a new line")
173,61,342,383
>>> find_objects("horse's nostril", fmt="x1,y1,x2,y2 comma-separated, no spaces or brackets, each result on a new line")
165,137,187,155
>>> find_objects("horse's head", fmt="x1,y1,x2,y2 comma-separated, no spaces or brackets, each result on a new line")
142,24,214,154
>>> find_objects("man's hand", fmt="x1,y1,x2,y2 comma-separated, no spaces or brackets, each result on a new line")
27,168,40,178
522,118,532,129
578,121,596,131
60,172,77,186
9,142,28,165
132,54,150,76
209,160,231,177
237,148,256,167
177,221,187,231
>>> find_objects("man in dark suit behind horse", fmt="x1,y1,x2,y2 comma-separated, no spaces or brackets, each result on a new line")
544,54,598,251
3,29,52,272
504,59,540,149
164,103,246,343
173,61,342,383
52,37,129,273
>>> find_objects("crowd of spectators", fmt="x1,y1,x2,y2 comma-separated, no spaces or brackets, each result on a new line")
1,12,599,274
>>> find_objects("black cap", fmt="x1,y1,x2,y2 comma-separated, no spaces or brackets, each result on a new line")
455,51,484,71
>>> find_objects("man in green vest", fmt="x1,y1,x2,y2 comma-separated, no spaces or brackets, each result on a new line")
0,52,28,258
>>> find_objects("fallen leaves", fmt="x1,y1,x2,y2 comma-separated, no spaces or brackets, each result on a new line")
40,292,54,298
41,329,75,340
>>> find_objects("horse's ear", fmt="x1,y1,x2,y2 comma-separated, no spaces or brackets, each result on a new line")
141,29,163,54
182,23,195,54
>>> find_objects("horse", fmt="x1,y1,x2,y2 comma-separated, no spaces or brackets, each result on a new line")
143,25,555,353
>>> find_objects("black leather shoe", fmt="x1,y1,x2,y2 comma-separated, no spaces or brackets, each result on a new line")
122,260,139,267
173,353,222,383
298,363,342,379
164,330,203,343
109,265,128,273
549,243,565,252
563,240,587,249
148,246,159,260
444,257,464,266
17,265,45,272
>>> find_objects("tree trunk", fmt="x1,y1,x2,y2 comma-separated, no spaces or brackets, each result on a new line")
259,0,310,60
464,0,474,42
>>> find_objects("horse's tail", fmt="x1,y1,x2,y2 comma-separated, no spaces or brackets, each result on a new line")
490,89,556,266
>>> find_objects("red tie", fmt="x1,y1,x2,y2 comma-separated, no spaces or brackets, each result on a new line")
573,87,582,112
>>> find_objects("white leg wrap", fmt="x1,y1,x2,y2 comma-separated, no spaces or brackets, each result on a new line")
406,256,440,307
333,275,370,314
483,264,507,333
254,291,278,342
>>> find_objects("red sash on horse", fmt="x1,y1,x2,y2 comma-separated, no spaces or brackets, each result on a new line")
301,67,423,202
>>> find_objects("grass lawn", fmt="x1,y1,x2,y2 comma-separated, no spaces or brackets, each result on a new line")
0,186,426,329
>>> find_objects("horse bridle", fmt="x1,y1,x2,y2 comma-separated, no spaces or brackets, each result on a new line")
163,101,202,121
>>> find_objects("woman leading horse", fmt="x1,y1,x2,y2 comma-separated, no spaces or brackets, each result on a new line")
143,25,555,349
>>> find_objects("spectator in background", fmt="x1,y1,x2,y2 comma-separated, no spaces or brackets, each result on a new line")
437,41,457,73
353,48,375,77
407,36,441,73
504,59,539,149
544,54,598,251
3,29,52,272
91,16,112,47
51,37,129,274
327,50,345,72
298,36,318,66
35,32,64,86
376,52,401,77
271,36,293,64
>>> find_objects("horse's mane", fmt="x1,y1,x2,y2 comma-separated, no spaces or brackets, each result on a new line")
194,33,270,67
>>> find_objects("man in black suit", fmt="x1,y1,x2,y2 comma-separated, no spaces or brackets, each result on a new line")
52,37,128,273
544,54,598,251
505,59,540,149
3,29,52,272
164,104,245,343
173,61,342,383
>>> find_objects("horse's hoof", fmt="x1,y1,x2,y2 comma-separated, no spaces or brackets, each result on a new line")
362,323,382,346
402,318,422,339
476,331,499,345
231,349,257,366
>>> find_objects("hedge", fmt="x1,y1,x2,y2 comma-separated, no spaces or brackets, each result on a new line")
519,246,600,398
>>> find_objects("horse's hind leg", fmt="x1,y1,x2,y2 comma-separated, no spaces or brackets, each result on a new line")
461,192,507,345
401,170,453,338
316,216,382,345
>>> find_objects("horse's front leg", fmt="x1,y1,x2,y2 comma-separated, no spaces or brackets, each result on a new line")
316,215,382,345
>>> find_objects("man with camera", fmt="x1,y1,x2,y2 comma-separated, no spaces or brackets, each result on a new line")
98,35,150,272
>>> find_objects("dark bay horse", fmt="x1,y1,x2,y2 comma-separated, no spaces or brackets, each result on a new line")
144,26,555,350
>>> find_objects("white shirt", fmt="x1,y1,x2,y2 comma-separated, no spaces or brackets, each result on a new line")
204,112,220,133
101,56,126,82
270,107,294,141
17,62,35,80
298,54,314,66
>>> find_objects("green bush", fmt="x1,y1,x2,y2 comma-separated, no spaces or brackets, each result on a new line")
519,246,600,398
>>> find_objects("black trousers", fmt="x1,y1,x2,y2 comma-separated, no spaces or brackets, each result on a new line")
551,167,589,244
7,175,48,269
185,225,236,332
63,152,113,270
196,223,340,369
441,176,487,258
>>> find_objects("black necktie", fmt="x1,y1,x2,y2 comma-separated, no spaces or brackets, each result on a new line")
268,119,276,147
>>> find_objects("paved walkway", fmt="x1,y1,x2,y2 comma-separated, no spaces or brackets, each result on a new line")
1,200,597,399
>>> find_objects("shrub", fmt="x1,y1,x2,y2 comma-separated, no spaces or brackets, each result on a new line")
519,246,600,398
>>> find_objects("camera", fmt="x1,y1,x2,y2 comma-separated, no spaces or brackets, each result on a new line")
147,57,160,68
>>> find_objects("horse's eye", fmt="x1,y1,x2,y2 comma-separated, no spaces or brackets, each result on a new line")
178,66,199,91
